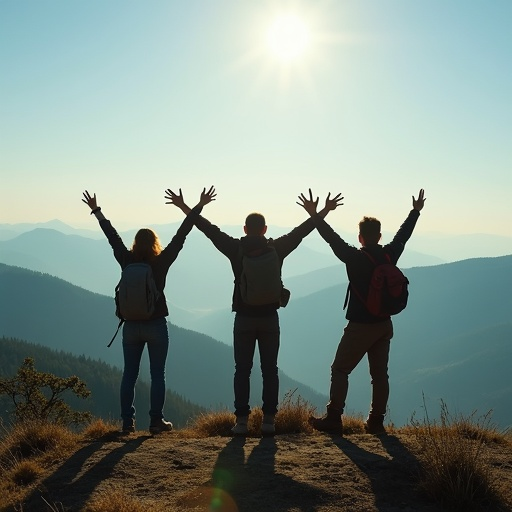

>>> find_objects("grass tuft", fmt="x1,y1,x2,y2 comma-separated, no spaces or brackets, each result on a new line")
406,398,509,512
83,489,155,512
81,418,120,441
8,459,44,486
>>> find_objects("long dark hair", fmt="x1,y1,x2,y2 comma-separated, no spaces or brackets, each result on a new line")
131,228,162,261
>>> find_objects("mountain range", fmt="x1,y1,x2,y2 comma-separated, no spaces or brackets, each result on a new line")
0,222,511,429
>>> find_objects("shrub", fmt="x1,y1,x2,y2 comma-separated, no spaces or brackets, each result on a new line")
0,358,92,427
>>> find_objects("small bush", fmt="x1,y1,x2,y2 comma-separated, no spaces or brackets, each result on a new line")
407,399,508,512
0,358,92,427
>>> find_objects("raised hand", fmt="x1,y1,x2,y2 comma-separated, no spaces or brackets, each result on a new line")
297,189,319,217
412,188,426,211
324,192,344,211
82,190,98,210
165,188,186,210
199,186,217,206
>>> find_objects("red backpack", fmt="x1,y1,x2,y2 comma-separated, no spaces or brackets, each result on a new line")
344,251,409,317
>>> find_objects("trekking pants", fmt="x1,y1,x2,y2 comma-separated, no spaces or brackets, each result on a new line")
233,312,280,417
327,319,393,417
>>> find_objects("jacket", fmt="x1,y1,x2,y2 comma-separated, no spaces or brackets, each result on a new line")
193,214,316,316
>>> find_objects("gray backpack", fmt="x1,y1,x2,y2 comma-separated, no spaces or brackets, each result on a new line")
116,262,160,320
108,263,160,347
239,246,285,306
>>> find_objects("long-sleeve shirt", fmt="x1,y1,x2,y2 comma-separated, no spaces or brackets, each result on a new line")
314,209,421,323
193,214,316,316
100,211,197,319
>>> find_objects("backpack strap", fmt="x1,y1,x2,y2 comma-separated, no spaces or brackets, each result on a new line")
107,318,124,348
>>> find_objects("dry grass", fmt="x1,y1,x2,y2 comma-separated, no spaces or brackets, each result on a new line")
82,490,157,512
181,389,320,437
405,400,509,512
0,421,79,510
81,418,122,441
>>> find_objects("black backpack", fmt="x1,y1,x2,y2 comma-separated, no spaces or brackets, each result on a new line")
108,263,160,347
344,251,409,317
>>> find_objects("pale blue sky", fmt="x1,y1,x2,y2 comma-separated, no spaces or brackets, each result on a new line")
1,0,511,235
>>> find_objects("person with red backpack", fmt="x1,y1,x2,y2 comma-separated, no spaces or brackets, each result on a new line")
298,188,426,435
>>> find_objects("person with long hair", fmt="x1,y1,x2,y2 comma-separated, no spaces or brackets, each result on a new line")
82,188,215,434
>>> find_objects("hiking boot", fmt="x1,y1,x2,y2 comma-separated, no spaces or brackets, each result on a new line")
261,414,276,437
231,416,249,436
309,413,343,435
149,418,173,434
364,414,386,435
122,419,135,434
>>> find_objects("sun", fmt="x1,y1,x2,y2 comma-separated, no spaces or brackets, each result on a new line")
265,13,311,63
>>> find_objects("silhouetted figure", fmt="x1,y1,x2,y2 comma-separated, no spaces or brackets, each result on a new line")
166,188,342,436
298,188,426,435
82,189,213,434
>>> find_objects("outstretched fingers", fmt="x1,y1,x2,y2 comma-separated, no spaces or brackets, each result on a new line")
81,190,97,208
164,188,183,204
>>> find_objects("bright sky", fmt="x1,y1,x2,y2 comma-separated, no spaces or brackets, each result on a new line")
1,0,511,235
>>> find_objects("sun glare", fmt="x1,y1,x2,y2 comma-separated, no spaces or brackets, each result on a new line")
266,13,311,63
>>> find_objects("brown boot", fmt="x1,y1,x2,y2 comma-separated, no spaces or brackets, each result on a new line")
364,414,386,435
309,410,343,435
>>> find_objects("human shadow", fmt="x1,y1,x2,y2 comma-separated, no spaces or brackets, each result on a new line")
20,434,150,511
331,434,425,511
211,436,336,512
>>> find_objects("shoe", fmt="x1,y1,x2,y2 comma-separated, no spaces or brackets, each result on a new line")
231,416,248,436
122,419,135,434
149,418,173,434
261,414,276,436
309,413,343,435
364,414,386,435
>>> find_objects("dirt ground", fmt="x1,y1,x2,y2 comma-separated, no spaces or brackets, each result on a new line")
14,431,512,512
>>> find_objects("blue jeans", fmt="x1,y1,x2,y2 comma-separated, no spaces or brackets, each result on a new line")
120,317,169,423
233,312,280,417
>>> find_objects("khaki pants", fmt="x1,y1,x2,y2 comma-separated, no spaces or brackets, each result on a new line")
327,319,393,417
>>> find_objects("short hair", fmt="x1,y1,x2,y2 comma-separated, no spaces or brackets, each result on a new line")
359,216,381,245
245,212,266,235
131,228,162,261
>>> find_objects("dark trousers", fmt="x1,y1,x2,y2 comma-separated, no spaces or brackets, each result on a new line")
233,312,280,417
328,319,393,417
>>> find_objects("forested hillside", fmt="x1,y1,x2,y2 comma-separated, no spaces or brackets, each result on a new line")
0,264,328,412
0,337,204,429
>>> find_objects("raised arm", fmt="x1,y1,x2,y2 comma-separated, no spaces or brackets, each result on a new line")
82,190,106,221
